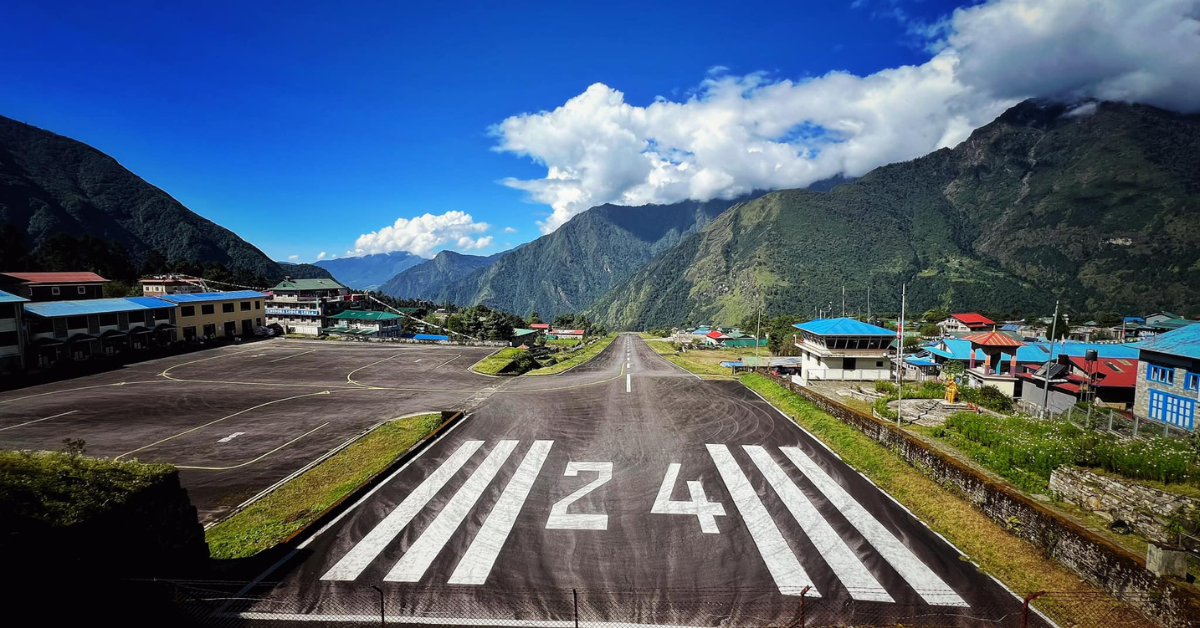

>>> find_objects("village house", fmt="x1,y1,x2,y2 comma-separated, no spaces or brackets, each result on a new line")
936,313,995,336
0,271,109,302
21,297,176,368
1017,353,1139,413
157,290,267,341
139,275,207,296
1133,325,1200,432
792,317,894,385
264,277,351,335
323,310,405,338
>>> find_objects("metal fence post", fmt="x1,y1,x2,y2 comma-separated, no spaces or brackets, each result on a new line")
1134,414,1140,437
573,588,578,628
1022,590,1045,628
798,585,811,628
371,585,385,628
1108,409,1114,433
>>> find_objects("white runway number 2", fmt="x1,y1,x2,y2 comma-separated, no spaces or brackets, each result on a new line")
545,461,612,530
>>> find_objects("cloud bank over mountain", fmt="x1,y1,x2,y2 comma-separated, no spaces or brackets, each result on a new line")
492,0,1200,233
351,210,493,258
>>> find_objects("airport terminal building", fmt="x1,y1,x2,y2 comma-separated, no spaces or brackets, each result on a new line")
265,278,351,335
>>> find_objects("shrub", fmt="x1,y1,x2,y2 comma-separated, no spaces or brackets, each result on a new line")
875,380,897,394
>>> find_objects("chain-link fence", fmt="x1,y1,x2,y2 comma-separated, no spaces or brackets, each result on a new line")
160,580,1160,628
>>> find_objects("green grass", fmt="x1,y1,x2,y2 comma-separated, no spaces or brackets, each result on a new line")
1,451,174,528
545,339,581,348
526,334,616,375
205,413,443,559
472,347,522,375
643,339,749,376
739,374,1127,625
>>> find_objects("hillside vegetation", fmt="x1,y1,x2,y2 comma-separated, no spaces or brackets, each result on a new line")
587,100,1200,328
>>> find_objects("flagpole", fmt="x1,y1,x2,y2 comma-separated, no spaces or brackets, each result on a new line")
897,283,905,426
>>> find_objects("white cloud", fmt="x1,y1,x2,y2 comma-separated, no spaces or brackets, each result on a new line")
316,251,327,261
287,254,299,261
352,210,492,258
493,0,1200,233
503,226,518,233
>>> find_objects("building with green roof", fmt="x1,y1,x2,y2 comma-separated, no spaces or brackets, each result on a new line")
266,276,351,335
324,309,405,338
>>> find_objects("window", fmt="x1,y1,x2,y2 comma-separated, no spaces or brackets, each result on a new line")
1149,390,1195,430
255,300,261,309
51,287,61,296
0,330,17,346
128,311,145,324
28,318,53,334
1148,364,1175,386
1187,372,1200,392
240,301,251,311
77,286,86,294
181,306,196,317
222,303,235,313
183,326,197,340
99,313,118,326
202,304,215,315
843,357,857,371
66,316,88,329
876,361,884,368
203,324,216,337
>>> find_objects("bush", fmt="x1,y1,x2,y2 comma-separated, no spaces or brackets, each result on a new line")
875,380,897,394
958,385,1013,413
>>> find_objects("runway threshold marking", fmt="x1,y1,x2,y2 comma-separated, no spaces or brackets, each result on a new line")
0,410,78,432
449,440,554,585
706,444,818,597
744,446,892,602
385,440,520,582
322,440,485,581
114,390,334,461
268,349,315,363
779,446,967,607
176,423,329,471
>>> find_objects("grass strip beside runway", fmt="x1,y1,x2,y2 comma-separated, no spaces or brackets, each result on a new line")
644,339,744,377
526,334,616,375
739,374,1129,626
205,413,443,560
472,348,523,375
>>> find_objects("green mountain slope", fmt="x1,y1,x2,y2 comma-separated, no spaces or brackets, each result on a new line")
277,261,335,280
436,196,754,317
0,114,281,279
586,100,1200,328
379,250,499,300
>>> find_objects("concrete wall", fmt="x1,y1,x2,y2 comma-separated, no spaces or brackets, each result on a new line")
1050,467,1199,548
769,374,1200,627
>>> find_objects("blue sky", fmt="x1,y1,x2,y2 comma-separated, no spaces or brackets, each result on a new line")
3,0,1192,263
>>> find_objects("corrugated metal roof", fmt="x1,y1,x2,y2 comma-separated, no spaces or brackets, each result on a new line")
24,297,170,317
156,290,266,303
412,333,450,340
0,271,108,284
511,328,537,336
328,310,402,321
1136,325,1200,360
951,313,995,326
963,331,1026,347
270,278,347,291
794,317,895,336
0,290,28,303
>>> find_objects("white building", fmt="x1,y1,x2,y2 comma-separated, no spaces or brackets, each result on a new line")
0,290,27,375
793,317,895,385
265,278,351,335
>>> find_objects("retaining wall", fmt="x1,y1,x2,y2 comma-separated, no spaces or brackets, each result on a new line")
766,374,1200,628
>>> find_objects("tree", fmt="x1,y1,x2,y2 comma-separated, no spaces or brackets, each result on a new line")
1093,310,1122,328
1049,312,1070,340
919,323,939,337
529,311,542,325
922,308,949,323
902,335,921,349
943,360,964,378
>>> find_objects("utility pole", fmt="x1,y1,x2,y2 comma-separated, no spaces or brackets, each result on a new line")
897,283,906,426
754,308,763,372
842,285,846,318
866,283,871,324
1040,300,1060,419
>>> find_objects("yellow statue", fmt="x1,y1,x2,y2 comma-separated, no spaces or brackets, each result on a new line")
944,378,958,404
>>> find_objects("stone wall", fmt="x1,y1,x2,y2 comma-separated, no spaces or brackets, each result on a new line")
764,374,1200,628
1050,466,1199,546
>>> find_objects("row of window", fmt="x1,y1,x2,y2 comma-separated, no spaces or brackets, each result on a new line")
1147,364,1200,391
179,300,261,317
1148,390,1196,430
48,286,89,296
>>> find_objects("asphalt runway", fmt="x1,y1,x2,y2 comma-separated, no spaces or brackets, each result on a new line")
232,335,1046,627
0,340,499,522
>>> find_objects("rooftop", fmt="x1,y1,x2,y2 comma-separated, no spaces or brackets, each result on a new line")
951,313,995,326
511,328,537,336
24,297,170,317
963,331,1025,348
155,290,266,304
0,271,109,284
0,290,28,304
795,317,895,337
270,278,347,291
1136,324,1200,361
328,310,403,321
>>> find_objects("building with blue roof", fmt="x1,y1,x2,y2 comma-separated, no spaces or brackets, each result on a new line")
792,317,895,385
0,289,29,374
1133,325,1200,431
22,296,177,368
156,290,268,341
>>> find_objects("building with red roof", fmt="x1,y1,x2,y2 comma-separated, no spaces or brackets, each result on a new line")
938,313,996,335
0,271,110,302
1017,355,1139,413
530,323,551,330
962,331,1026,396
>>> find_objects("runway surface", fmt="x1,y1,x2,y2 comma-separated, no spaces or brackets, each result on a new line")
232,335,1045,627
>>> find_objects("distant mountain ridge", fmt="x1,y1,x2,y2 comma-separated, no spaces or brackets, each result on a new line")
379,250,500,300
313,251,424,290
0,114,282,279
585,100,1200,328
277,261,334,280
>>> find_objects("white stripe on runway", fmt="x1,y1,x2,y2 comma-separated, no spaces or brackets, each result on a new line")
744,446,891,602
268,349,315,363
448,440,553,584
706,444,818,597
386,440,519,582
322,440,484,581
779,446,967,607
218,432,245,443
0,410,78,432
626,374,631,393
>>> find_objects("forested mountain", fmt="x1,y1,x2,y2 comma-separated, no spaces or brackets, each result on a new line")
277,261,334,280
379,250,499,300
0,114,281,279
586,100,1200,329
434,196,758,318
313,251,423,290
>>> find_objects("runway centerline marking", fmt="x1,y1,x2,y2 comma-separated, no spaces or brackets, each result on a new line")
780,446,967,607
267,349,315,363
449,440,553,585
744,446,891,602
322,440,484,581
0,410,78,432
626,373,631,393
386,440,519,582
707,444,817,597
218,432,245,443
